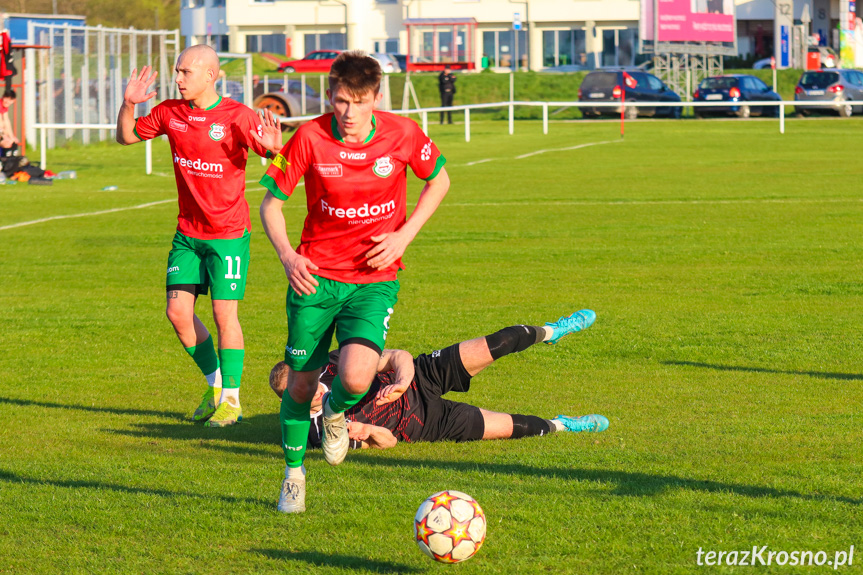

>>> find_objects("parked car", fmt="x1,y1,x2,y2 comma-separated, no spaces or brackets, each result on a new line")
794,68,863,117
252,78,332,130
277,50,343,73
578,69,681,119
809,45,839,68
370,53,401,73
693,74,781,118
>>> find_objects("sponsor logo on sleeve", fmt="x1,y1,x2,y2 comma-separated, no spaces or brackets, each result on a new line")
313,164,343,177
208,123,226,141
273,153,289,173
169,119,188,132
421,140,433,161
373,155,394,178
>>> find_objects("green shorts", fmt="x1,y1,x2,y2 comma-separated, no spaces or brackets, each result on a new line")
165,230,251,300
284,276,399,371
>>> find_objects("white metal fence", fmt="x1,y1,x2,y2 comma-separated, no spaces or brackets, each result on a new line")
24,23,180,148
34,99,858,172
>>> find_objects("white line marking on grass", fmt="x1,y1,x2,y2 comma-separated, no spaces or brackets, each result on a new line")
442,197,863,208
514,139,619,160
0,199,175,231
463,158,497,166
454,139,619,167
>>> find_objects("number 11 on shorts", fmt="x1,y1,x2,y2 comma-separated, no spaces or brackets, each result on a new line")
224,256,242,279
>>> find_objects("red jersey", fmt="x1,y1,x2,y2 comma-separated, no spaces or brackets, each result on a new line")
260,112,445,283
134,97,267,240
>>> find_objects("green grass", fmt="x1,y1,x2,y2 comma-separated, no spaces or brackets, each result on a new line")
2,117,862,574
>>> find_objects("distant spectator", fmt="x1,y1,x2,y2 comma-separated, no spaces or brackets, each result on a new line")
0,88,18,147
0,25,14,92
438,65,456,125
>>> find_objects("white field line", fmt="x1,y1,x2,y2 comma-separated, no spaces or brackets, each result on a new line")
440,197,863,208
514,139,620,160
455,139,619,166
3,140,855,232
463,158,497,166
0,199,175,231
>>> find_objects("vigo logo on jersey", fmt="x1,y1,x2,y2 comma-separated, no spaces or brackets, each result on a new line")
320,198,396,223
340,151,366,160
174,154,224,178
373,155,394,178
209,123,226,141
188,116,206,122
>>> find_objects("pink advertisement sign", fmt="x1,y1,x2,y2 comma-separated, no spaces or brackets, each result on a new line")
642,0,735,43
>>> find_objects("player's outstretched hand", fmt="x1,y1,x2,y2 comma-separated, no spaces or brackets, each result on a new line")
283,252,320,296
375,355,413,406
124,66,158,105
251,108,283,156
366,230,411,270
347,421,371,442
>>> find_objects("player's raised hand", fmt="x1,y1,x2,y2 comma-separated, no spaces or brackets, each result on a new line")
283,252,320,296
366,230,411,270
251,108,283,156
123,66,158,105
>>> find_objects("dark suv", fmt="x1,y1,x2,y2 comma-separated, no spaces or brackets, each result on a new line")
578,69,682,119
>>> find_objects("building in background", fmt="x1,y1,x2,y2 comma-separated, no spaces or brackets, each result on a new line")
180,0,229,51
177,0,862,71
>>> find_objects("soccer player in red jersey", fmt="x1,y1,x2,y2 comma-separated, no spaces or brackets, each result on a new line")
259,51,450,513
116,45,282,427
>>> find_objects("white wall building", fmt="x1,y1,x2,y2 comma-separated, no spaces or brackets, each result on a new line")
178,0,854,70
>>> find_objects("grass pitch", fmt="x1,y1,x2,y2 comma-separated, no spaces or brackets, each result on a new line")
1,117,861,574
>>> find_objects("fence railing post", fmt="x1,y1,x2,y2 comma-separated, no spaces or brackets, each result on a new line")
779,102,785,134
465,108,470,142
543,103,548,135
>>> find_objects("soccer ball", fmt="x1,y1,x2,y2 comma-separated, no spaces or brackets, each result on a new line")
414,490,486,563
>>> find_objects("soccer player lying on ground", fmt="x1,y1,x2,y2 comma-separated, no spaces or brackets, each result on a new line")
271,309,608,511
117,45,283,427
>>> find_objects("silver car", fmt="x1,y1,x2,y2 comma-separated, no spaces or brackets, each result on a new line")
794,69,863,117
370,53,401,73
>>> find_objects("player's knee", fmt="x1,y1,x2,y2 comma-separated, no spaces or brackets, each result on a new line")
287,370,319,403
338,372,373,395
165,304,190,328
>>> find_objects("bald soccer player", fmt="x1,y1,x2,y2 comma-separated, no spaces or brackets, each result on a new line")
117,45,283,426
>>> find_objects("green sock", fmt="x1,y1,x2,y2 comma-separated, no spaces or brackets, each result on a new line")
219,348,244,389
184,334,219,377
328,374,367,413
281,394,311,468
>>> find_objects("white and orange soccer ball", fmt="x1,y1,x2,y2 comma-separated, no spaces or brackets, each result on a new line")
413,490,486,563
